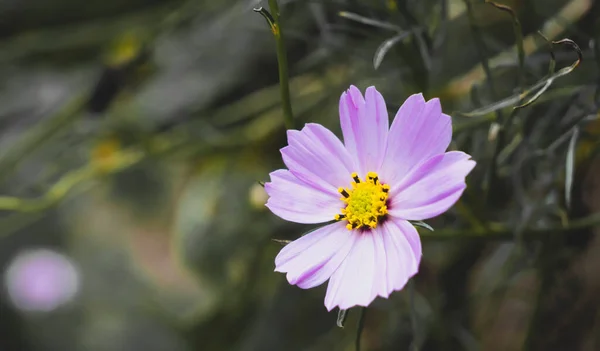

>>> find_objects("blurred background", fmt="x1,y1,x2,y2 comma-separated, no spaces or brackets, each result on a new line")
0,0,599,350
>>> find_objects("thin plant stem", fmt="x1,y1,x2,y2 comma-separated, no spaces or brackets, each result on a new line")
355,307,367,351
0,95,86,183
268,0,295,130
419,211,600,241
462,0,504,204
409,280,419,351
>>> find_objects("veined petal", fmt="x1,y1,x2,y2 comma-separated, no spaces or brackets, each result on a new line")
388,151,476,220
324,231,377,311
381,218,421,291
339,85,364,159
380,94,452,187
275,222,356,289
339,86,388,177
265,170,341,224
323,219,421,311
282,123,355,196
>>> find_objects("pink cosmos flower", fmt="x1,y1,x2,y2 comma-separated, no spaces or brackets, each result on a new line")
265,85,475,311
5,249,80,312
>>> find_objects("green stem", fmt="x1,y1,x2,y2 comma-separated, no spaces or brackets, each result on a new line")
355,307,367,351
0,95,86,183
268,0,295,130
420,211,600,241
462,0,503,203
409,280,419,351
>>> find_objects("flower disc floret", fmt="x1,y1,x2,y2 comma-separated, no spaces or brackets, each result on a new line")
335,172,390,230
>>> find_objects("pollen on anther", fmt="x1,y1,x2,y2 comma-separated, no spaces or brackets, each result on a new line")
334,214,346,221
366,172,379,183
338,187,350,198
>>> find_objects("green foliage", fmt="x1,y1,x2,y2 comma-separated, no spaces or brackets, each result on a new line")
0,0,599,350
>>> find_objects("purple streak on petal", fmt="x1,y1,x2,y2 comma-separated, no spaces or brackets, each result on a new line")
380,94,452,187
275,222,355,289
281,123,355,195
339,86,388,176
388,151,476,220
265,170,341,224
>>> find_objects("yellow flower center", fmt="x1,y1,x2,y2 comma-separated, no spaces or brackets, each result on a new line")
334,172,390,230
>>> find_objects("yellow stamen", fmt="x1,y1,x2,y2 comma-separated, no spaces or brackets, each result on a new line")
334,172,389,230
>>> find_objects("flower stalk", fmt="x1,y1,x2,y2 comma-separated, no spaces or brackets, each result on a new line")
267,0,295,130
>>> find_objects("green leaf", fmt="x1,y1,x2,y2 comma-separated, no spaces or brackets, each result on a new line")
336,309,348,328
271,238,292,245
373,32,411,70
411,221,434,231
565,127,579,209
459,37,582,117
338,11,401,32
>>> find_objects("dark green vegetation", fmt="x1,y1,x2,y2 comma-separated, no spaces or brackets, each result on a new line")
0,0,599,350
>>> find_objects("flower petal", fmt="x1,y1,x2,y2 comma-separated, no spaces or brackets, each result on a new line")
380,94,452,187
380,218,421,291
339,85,363,159
265,170,341,224
323,219,421,311
339,85,388,176
324,231,377,311
282,123,355,196
388,151,476,220
275,222,356,289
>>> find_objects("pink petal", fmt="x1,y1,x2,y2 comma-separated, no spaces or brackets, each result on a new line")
380,218,421,291
324,232,377,311
339,85,363,160
323,219,421,311
388,151,476,220
275,222,356,289
339,86,388,177
282,123,355,196
380,94,452,187
265,170,341,224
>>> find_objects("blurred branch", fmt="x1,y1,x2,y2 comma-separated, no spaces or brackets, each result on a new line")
0,94,88,183
420,211,600,241
355,307,367,351
459,39,582,117
0,5,165,63
0,66,348,218
0,0,213,183
463,0,501,106
409,280,419,351
338,11,402,32
462,0,504,203
255,1,295,130
443,0,592,98
0,148,143,212
0,1,204,63
485,1,525,90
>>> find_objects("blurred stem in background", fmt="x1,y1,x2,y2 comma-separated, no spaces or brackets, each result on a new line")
267,0,295,130
355,307,367,351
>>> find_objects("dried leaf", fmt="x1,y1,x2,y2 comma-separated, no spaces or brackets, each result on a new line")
373,32,410,69
565,127,579,209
